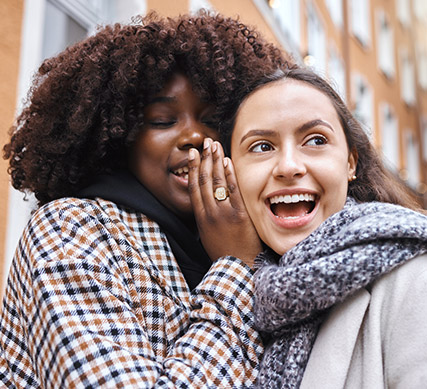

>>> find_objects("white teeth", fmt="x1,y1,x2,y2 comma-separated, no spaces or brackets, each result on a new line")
270,193,315,205
174,166,189,175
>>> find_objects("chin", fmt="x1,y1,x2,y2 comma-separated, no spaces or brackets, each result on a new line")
174,206,194,223
270,236,307,256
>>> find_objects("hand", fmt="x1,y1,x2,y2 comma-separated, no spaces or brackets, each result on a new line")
188,138,262,267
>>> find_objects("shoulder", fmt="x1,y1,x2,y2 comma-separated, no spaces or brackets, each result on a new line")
22,197,160,263
371,254,427,386
31,196,155,232
371,253,427,299
33,196,113,221
367,253,427,336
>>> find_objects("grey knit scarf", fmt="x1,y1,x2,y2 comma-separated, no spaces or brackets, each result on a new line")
254,197,427,388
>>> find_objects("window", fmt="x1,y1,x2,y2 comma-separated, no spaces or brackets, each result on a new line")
400,48,416,106
396,0,411,27
352,73,374,139
325,0,343,28
417,45,427,90
270,0,301,51
48,0,146,32
423,116,427,161
349,0,371,47
307,4,326,76
189,0,214,13
405,130,420,188
413,0,427,21
380,103,399,171
328,45,346,100
42,1,88,60
376,9,395,79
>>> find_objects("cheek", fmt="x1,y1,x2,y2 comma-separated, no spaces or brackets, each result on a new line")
321,161,349,210
234,161,263,216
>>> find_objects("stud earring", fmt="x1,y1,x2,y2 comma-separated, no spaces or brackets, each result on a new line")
349,175,357,182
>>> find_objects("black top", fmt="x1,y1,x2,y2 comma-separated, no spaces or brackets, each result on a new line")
78,170,212,290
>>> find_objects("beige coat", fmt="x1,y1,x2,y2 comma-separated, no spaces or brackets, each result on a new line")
301,254,427,389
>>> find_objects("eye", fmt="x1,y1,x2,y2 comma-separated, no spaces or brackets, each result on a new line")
305,135,327,146
148,120,176,128
250,142,274,153
201,118,218,129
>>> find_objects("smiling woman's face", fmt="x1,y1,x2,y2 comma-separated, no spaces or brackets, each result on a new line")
231,79,357,255
129,72,219,221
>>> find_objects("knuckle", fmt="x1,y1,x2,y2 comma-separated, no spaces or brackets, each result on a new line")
187,181,197,193
227,182,237,193
198,172,210,186
212,152,221,163
200,149,211,161
188,164,198,173
205,214,216,224
212,176,223,186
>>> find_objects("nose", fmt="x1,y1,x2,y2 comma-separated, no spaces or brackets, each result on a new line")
177,121,205,151
272,146,306,180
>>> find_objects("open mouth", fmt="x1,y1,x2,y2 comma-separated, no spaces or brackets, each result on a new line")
269,193,316,219
172,166,189,180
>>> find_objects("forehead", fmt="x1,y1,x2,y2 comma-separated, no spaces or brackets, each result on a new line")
153,72,193,96
244,79,334,111
234,79,340,129
144,71,213,109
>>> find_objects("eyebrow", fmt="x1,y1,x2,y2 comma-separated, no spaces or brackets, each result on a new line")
238,119,334,145
299,119,334,133
239,129,277,145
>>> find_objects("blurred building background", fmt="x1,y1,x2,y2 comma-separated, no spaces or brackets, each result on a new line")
0,0,426,292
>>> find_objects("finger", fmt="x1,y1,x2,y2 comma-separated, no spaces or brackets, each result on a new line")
198,138,216,207
188,148,205,213
211,141,228,199
223,157,245,210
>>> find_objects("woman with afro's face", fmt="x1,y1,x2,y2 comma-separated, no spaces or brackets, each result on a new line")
129,71,219,223
0,12,287,388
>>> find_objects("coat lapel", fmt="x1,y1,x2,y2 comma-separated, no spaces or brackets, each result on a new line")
300,288,370,389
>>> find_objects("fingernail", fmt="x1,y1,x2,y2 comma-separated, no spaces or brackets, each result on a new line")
188,148,196,161
223,157,229,168
203,138,211,149
212,142,218,153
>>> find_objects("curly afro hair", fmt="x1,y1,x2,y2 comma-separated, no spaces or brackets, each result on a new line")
4,12,288,205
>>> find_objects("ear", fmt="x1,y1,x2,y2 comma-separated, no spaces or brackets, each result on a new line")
348,148,358,179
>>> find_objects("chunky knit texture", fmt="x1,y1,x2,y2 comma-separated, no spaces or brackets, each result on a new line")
254,197,427,388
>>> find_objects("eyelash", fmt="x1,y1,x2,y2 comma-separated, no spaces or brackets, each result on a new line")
148,117,216,129
149,120,176,128
202,119,218,128
249,134,328,153
249,141,274,153
305,135,328,146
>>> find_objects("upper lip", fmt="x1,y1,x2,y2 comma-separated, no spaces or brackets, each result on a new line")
170,159,189,175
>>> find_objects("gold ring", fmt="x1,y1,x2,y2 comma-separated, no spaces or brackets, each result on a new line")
214,187,229,201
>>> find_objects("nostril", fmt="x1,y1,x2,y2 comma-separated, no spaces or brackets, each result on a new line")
180,143,201,151
178,130,204,150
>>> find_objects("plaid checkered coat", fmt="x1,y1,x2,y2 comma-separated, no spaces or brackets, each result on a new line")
0,197,263,388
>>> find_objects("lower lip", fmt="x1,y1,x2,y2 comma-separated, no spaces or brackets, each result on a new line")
172,173,189,188
267,201,318,229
